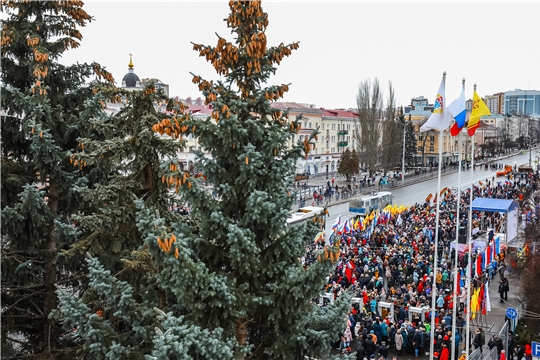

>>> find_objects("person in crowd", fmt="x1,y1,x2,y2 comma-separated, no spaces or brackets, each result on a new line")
304,170,539,356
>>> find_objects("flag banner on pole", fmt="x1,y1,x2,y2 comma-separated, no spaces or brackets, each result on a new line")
448,85,467,136
485,282,491,312
467,90,491,136
480,283,486,315
456,269,461,295
420,76,454,132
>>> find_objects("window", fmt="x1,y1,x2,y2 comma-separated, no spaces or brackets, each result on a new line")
429,135,435,141
315,148,318,154
332,124,336,130
309,122,312,128
418,146,423,151
337,124,340,130
315,122,318,128
332,136,336,142
322,123,325,130
326,141,329,148
331,147,335,153
429,146,434,152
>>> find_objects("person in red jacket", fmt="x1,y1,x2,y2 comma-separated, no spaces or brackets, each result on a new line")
524,343,532,360
439,343,450,360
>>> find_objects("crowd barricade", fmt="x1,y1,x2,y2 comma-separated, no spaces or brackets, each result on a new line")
351,297,365,313
319,292,334,306
482,345,498,360
377,301,394,320
408,306,426,323
469,347,483,360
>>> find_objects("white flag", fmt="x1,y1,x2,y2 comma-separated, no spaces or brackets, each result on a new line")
420,76,454,132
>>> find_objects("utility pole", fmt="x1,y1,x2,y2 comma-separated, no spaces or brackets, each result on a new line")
401,107,406,187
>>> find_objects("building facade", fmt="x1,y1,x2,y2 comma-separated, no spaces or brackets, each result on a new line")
504,89,540,116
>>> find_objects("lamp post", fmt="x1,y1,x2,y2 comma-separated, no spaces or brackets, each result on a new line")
325,158,331,180
401,108,406,187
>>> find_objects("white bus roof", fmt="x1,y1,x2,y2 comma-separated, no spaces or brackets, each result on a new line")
286,206,324,224
355,191,392,201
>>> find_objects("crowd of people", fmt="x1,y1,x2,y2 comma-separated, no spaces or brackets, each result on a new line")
300,169,539,360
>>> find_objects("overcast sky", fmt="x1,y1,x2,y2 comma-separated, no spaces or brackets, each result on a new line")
59,1,540,109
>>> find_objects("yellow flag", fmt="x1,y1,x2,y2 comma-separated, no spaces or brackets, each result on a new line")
467,90,491,136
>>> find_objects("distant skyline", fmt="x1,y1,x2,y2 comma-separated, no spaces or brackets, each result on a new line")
58,1,540,109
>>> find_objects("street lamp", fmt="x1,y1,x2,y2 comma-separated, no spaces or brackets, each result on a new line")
400,108,407,187
325,158,331,180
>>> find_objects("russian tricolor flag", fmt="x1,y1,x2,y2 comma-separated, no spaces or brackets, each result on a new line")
448,85,467,136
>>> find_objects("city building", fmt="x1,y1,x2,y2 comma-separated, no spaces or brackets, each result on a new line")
484,92,505,115
403,95,434,113
504,89,540,116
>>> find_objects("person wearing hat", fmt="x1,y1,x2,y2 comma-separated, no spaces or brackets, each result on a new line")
413,328,423,358
508,331,516,360
378,341,389,360
394,328,404,356
364,334,376,359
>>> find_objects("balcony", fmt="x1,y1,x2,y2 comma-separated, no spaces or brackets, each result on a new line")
337,141,348,147
337,130,349,136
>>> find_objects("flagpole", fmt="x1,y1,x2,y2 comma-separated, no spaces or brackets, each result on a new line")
465,84,477,357
451,79,465,360
429,71,446,360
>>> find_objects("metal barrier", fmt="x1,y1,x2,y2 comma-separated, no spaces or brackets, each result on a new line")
469,347,483,360
483,345,499,360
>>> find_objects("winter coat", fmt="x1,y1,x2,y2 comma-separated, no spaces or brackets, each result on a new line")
354,323,362,338
439,347,450,360
372,322,383,341
379,344,389,358
395,331,404,351
381,322,388,337
344,328,353,342
355,344,365,360
364,338,376,356
413,331,423,349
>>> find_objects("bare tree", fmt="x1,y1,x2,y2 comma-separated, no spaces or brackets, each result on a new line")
379,83,402,173
354,78,399,175
416,117,432,166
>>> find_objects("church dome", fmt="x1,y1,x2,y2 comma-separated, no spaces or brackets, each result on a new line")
122,54,141,88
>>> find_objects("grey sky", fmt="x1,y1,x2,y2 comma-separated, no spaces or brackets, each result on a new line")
59,1,540,109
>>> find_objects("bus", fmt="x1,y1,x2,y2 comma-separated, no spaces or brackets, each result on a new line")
348,191,393,216
286,206,325,227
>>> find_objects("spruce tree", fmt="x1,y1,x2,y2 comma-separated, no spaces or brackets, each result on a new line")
338,148,360,181
54,1,352,359
0,1,118,356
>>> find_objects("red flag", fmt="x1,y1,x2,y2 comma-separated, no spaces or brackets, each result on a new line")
480,283,486,315
456,270,461,295
450,122,462,136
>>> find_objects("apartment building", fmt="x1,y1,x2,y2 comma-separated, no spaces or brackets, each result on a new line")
504,89,540,116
